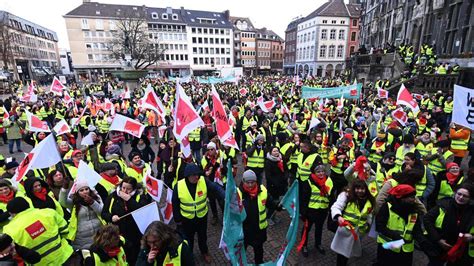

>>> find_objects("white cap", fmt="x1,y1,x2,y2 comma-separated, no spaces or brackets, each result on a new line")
250,121,258,127
206,142,217,150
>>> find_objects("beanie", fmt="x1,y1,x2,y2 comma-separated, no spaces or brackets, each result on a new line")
100,162,117,172
184,163,202,177
128,151,141,161
5,161,19,171
446,162,459,170
255,134,265,142
242,170,257,182
206,142,217,150
73,179,89,194
388,184,416,199
6,197,30,214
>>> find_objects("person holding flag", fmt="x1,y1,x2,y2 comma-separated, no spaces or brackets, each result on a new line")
201,141,224,225
136,221,195,265
172,163,224,264
101,177,151,265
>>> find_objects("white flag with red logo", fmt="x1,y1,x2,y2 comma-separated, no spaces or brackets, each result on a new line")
102,98,113,112
412,93,423,101
200,100,210,113
53,119,71,135
392,108,408,126
396,84,419,114
378,88,388,99
257,97,276,113
211,86,232,142
180,135,192,158
20,93,37,103
337,94,344,110
140,84,166,119
161,188,173,224
27,81,36,94
281,102,290,115
144,173,164,202
110,114,145,138
309,117,321,130
132,202,161,234
25,110,50,132
222,134,239,150
158,125,167,139
2,107,9,120
63,91,73,105
120,88,131,99
172,83,204,142
239,88,248,96
13,134,61,182
50,76,65,95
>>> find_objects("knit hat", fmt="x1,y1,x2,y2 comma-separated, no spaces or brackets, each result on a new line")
388,184,416,199
446,162,459,170
72,149,82,157
206,142,217,150
255,134,265,142
184,163,202,177
5,161,18,171
73,179,89,194
242,170,257,182
128,151,141,161
250,121,258,127
402,134,414,145
100,162,117,172
6,197,30,214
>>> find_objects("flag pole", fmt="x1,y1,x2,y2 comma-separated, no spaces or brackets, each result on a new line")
118,201,157,220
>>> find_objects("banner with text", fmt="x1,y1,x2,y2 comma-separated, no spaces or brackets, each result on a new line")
452,84,474,130
301,83,362,99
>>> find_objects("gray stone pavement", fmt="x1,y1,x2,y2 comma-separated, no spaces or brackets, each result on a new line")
4,138,430,266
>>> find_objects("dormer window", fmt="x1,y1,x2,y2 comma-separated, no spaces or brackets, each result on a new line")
172,14,178,20
151,12,158,19
162,14,168,20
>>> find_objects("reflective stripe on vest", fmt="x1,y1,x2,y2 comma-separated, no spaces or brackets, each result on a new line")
307,178,333,209
438,176,464,200
429,150,453,174
369,141,386,163
450,134,468,151
188,128,201,141
377,202,417,253
177,177,208,219
415,142,433,158
415,166,428,197
247,149,264,169
375,163,397,190
342,200,373,234
163,241,186,266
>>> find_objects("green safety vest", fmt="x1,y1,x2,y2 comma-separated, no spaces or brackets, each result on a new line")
444,101,453,114
428,150,453,175
377,202,418,253
375,163,397,190
177,177,208,219
416,142,434,158
369,141,386,163
395,146,415,167
434,208,474,257
188,128,201,141
450,132,469,151
125,163,151,184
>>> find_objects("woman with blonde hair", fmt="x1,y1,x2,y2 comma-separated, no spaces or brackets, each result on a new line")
136,221,194,265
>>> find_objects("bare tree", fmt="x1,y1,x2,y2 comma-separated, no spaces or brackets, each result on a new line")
108,11,166,70
0,13,16,71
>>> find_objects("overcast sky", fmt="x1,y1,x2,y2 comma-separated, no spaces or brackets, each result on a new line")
0,0,331,49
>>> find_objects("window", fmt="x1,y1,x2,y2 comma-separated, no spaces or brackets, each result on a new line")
86,43,92,49
151,12,159,19
321,29,327,39
340,20,345,24
331,20,336,24
312,31,315,40
337,45,344,58
322,20,327,24
193,47,197,54
162,14,168,20
352,19,357,26
338,30,345,40
319,45,326,57
172,14,178,20
192,28,196,33
328,45,335,57
96,19,103,30
88,54,93,60
351,32,356,41
350,46,355,54
81,19,89,29
330,29,336,40
203,28,208,34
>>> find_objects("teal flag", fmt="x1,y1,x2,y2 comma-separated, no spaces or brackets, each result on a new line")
220,162,248,265
302,83,362,99
261,180,299,266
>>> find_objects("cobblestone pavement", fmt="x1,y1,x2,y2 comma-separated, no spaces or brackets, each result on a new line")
5,139,429,266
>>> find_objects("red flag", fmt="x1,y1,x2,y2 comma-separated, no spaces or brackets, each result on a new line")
110,114,145,138
160,188,173,224
50,76,64,95
378,88,388,99
200,100,210,113
172,83,204,142
140,84,166,119
392,108,408,126
27,81,36,94
211,86,232,142
397,84,419,114
25,110,50,132
223,134,239,150
15,153,34,183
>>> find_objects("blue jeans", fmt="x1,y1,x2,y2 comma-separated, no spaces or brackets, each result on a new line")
8,139,21,153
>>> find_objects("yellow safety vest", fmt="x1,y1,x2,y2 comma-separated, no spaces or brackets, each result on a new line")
369,141,386,163
247,149,264,169
242,117,254,132
3,208,74,265
438,176,464,200
188,128,201,141
90,246,128,266
377,202,418,253
124,163,151,184
444,101,453,114
434,208,474,258
342,200,373,234
97,117,110,133
297,153,319,182
415,142,434,158
162,241,187,266
428,150,453,175
177,177,208,219
307,178,333,209
238,185,268,229
375,163,397,190
295,120,307,132
450,132,469,151
395,146,416,167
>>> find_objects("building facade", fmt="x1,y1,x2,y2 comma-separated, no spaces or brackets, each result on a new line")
230,17,257,75
0,11,60,82
283,18,302,75
59,48,73,76
294,0,351,77
255,28,284,75
346,4,361,59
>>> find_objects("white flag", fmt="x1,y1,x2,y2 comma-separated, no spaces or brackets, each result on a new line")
132,202,160,234
140,84,166,119
309,117,321,130
109,114,145,138
76,160,102,188
453,84,474,130
81,132,95,146
161,188,173,224
13,134,61,182
144,174,164,202
25,110,50,132
53,119,71,135
396,84,419,114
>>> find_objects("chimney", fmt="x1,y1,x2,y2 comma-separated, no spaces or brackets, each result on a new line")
83,0,91,3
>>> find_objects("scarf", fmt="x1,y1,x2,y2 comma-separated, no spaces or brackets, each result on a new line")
0,191,14,204
34,187,48,201
104,246,121,258
131,160,145,174
266,153,284,172
446,172,460,186
354,156,369,181
105,153,121,161
310,173,329,196
242,183,258,199
101,173,120,185
137,143,146,151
